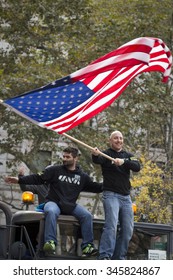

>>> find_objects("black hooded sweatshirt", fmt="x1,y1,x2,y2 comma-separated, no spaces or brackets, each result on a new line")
18,165,102,214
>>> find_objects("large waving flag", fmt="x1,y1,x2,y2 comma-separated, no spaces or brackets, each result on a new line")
2,37,172,134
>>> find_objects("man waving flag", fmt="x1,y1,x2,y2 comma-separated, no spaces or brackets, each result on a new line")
2,37,172,134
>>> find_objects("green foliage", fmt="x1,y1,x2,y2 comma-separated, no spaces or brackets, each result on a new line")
131,156,173,224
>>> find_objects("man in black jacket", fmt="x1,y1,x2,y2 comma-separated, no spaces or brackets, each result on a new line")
5,147,102,257
92,130,140,260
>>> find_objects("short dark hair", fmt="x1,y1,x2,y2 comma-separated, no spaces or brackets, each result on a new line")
63,147,79,157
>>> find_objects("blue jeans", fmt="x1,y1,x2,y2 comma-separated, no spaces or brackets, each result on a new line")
44,201,94,249
99,191,134,260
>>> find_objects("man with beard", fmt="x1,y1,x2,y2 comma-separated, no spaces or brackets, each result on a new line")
4,147,103,257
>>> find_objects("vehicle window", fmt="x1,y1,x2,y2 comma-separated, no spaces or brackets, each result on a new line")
127,229,167,260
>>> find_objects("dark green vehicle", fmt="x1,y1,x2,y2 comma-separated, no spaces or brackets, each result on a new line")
0,200,173,260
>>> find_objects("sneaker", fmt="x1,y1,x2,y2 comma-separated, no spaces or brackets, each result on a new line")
82,244,98,257
43,240,56,255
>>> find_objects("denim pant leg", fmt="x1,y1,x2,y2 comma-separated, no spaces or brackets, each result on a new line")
113,195,134,260
99,191,119,259
72,204,94,249
44,201,61,244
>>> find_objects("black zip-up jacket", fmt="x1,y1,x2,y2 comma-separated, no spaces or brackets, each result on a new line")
18,165,103,214
92,148,140,195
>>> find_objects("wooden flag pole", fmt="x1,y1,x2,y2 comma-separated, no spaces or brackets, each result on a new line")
62,132,114,162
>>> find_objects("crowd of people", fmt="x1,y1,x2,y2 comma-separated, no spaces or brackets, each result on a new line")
4,130,140,260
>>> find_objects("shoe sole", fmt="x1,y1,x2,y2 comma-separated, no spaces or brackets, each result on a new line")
82,250,99,258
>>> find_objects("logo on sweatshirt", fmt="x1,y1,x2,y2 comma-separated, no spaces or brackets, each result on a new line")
58,174,81,185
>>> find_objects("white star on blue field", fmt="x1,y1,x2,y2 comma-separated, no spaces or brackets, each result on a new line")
5,76,94,122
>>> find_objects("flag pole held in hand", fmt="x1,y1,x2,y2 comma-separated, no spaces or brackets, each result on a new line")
62,132,115,161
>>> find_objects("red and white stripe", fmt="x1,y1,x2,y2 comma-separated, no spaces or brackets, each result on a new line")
40,37,172,133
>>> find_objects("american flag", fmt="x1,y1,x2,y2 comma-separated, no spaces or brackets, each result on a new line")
3,37,172,134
